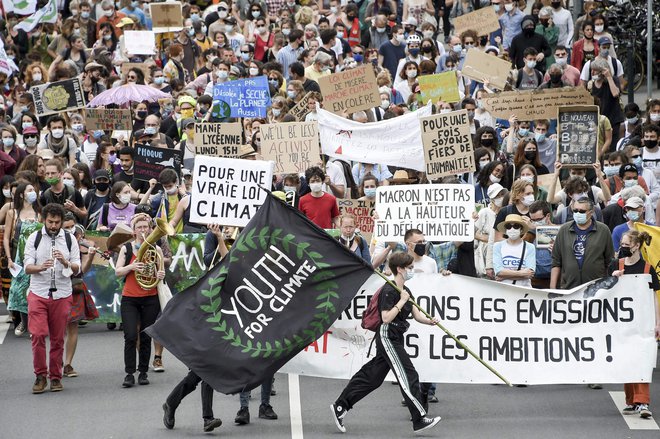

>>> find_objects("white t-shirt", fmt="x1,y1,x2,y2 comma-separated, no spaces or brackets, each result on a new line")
412,255,438,274
642,147,660,181
493,240,534,287
323,160,347,194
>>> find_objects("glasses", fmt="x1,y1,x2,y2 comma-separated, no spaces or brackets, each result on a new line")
464,41,474,45
573,208,590,214
353,51,363,55
631,154,641,159
127,75,137,80
506,224,523,230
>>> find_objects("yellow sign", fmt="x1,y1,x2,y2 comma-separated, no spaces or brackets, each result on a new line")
418,71,460,104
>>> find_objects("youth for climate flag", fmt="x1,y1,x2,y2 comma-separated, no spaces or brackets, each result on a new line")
317,104,432,171
13,0,57,33
2,0,37,15
146,193,377,394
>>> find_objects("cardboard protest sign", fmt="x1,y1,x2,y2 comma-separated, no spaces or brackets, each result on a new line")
536,173,561,201
374,184,475,241
482,88,593,120
260,122,320,174
289,92,313,121
84,108,132,131
461,48,511,90
124,30,156,55
193,122,243,158
150,1,183,33
134,144,182,181
453,7,501,37
420,110,475,179
337,198,375,242
318,65,380,114
121,62,152,79
29,77,85,116
557,105,600,167
189,156,274,227
213,76,271,118
418,71,460,104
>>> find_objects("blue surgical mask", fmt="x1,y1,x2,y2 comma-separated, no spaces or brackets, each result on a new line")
403,269,414,281
81,11,90,19
633,157,643,168
626,210,640,221
93,130,105,139
144,126,157,135
364,188,377,198
603,165,620,177
353,53,363,63
191,13,199,20
268,79,278,87
627,116,639,124
518,128,529,137
452,44,462,53
409,48,420,57
534,133,546,142
573,212,588,225
154,77,165,85
624,179,637,188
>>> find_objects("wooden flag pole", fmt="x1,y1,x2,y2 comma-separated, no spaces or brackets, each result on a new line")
373,270,512,387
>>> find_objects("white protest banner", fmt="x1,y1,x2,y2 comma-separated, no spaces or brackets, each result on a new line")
193,122,243,157
318,105,432,171
420,109,475,179
282,274,657,384
374,184,474,241
189,156,274,227
260,122,320,174
337,198,376,242
124,30,156,55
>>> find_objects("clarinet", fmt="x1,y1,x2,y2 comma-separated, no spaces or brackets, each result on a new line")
49,236,57,293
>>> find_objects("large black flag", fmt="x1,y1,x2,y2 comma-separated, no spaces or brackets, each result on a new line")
146,193,376,394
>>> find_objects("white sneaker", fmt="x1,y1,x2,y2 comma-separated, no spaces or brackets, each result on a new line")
14,321,26,337
638,404,652,419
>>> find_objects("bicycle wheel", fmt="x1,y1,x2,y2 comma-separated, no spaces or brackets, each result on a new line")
618,49,645,94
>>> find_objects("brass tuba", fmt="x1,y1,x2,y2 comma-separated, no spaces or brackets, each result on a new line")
135,219,175,289
223,226,239,250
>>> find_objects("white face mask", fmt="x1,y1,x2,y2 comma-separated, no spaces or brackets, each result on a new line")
249,67,259,76
2,189,11,198
25,137,38,147
489,174,501,184
51,128,64,139
380,99,390,110
492,197,504,207
506,227,521,240
520,175,534,184
63,178,75,187
395,34,405,43
522,194,535,206
33,72,42,81
166,186,178,195
594,25,604,33
119,194,131,204
310,182,323,193
650,113,660,122
504,3,514,11
406,70,417,79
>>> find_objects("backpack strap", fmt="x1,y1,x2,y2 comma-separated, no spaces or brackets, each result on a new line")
34,229,72,252
516,70,523,89
34,229,42,250
512,241,526,285
644,263,651,274
101,203,110,227
618,258,625,272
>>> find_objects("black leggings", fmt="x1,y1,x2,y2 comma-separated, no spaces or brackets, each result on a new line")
121,295,160,374
167,370,215,420
335,324,426,423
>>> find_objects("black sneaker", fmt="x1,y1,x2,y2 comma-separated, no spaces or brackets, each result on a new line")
638,404,653,419
162,403,175,429
413,416,442,434
429,394,439,403
122,374,135,388
138,372,149,385
107,322,117,331
270,377,277,396
234,407,250,425
259,403,278,420
203,418,222,432
330,403,346,433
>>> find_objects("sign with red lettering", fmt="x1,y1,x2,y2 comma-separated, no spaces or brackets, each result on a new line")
317,65,380,115
337,198,376,242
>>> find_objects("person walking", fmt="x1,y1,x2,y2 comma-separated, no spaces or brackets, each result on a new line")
162,370,223,432
330,252,442,434
24,203,81,393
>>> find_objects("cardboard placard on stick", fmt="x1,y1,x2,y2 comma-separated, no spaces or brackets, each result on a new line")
134,143,182,182
318,65,380,114
289,92,313,121
193,122,243,158
461,48,511,90
453,7,501,37
150,2,183,33
260,122,320,174
337,198,375,242
121,62,152,80
418,71,460,104
29,77,86,116
557,105,600,167
85,108,133,131
420,110,475,179
481,88,593,120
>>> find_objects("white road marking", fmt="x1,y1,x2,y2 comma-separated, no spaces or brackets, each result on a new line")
609,391,660,430
0,322,9,345
288,373,304,439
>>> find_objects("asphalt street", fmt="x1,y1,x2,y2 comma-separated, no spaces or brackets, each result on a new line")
1,305,659,439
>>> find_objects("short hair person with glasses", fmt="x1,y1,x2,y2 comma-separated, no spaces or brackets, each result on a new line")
550,197,614,289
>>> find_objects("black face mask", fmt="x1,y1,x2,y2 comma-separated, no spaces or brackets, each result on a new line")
523,27,535,37
421,46,432,53
550,73,562,83
524,151,537,161
413,242,428,257
644,139,658,149
551,1,561,8
618,246,633,258
481,138,494,147
95,181,110,191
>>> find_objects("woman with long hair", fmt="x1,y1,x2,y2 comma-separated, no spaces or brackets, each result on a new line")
474,160,506,206
91,141,119,176
4,182,42,336
507,138,549,185
17,155,48,192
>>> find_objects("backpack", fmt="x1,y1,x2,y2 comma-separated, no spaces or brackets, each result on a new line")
42,184,76,205
86,202,110,231
618,258,651,274
516,68,543,89
34,229,73,253
332,159,360,199
361,285,385,332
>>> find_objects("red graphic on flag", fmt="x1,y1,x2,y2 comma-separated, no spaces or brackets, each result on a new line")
335,146,343,154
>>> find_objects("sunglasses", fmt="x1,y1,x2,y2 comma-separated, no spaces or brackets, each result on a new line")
24,135,38,139
353,51,363,55
573,209,589,214
631,154,641,159
506,224,523,230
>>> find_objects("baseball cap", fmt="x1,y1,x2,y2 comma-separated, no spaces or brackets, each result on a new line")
94,169,111,181
624,196,644,209
181,118,195,129
487,183,505,200
116,17,135,28
619,163,638,177
23,126,38,135
598,36,612,46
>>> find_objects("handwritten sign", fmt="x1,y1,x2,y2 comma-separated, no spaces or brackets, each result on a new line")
213,76,271,118
318,65,380,114
289,92,313,121
85,108,132,131
30,78,85,116
260,122,320,174
420,110,475,179
134,144,182,181
453,7,501,37
150,2,183,33
557,105,600,167
418,71,460,104
374,184,475,241
338,198,375,242
189,156,273,227
461,48,511,90
193,122,243,158
482,88,593,120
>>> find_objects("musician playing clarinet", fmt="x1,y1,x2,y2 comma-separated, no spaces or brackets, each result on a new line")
24,203,81,394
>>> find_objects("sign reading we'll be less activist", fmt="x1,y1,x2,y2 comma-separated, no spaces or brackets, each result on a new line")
213,76,271,118
260,122,320,174
318,65,380,114
420,110,475,179
374,184,474,241
189,156,273,227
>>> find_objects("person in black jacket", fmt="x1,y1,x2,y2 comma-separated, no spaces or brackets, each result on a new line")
508,15,551,73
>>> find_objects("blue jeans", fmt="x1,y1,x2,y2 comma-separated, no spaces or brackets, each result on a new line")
239,376,273,408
